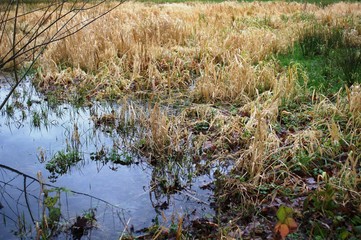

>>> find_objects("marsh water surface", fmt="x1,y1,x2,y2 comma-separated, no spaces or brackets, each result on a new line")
0,77,214,239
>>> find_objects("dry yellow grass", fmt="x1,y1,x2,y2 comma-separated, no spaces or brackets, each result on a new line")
1,1,361,237
17,0,359,195
2,1,308,99
1,2,359,98
2,1,358,103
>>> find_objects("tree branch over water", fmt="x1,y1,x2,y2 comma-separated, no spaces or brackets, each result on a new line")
0,0,125,110
0,163,124,208
0,163,127,238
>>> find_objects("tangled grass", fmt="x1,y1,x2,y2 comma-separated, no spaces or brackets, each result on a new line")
1,1,361,238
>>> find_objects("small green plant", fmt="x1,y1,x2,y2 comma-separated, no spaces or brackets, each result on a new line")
32,111,41,128
304,183,337,215
108,149,132,165
43,189,62,230
5,104,14,117
46,150,82,175
274,206,298,240
36,172,66,239
90,147,133,165
194,121,210,132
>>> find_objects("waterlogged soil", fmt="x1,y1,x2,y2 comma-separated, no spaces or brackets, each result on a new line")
0,78,215,239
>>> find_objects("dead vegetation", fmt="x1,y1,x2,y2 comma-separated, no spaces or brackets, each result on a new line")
1,1,361,239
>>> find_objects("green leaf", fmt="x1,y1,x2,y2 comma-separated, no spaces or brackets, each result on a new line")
58,187,71,193
351,216,361,225
44,196,59,208
276,205,293,222
339,230,349,240
49,207,61,223
194,121,209,131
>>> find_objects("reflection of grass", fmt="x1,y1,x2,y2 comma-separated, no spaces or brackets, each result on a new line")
32,111,41,128
46,150,82,175
5,104,14,117
90,148,133,165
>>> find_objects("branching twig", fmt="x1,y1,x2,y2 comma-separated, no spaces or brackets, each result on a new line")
0,0,125,110
0,163,124,209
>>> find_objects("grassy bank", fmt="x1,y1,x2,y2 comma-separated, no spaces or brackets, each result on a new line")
1,0,361,239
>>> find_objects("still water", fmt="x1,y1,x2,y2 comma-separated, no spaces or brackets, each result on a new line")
0,77,214,239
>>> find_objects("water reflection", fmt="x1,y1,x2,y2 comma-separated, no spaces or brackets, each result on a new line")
0,164,125,239
0,78,214,239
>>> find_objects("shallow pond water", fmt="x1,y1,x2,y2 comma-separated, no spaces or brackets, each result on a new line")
0,78,214,239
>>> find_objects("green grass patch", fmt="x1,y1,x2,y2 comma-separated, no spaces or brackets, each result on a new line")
278,26,361,95
278,45,343,94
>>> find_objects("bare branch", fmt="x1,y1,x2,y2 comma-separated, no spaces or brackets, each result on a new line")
0,0,126,110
